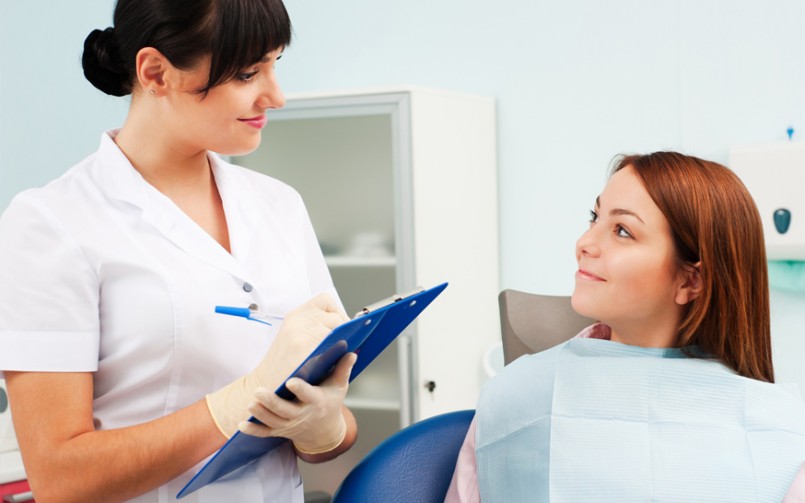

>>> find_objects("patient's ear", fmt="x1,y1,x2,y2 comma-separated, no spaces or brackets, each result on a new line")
675,261,702,305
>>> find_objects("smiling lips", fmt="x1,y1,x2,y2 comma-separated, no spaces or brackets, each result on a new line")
238,114,267,129
577,269,605,281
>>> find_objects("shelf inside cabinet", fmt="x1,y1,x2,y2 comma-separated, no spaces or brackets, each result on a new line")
325,255,396,268
344,397,401,411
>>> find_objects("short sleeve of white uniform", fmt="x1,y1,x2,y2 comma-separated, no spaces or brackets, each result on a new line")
0,192,100,372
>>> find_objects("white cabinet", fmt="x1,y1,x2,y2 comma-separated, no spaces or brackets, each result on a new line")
233,87,499,494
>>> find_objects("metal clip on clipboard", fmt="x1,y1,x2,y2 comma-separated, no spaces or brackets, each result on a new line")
356,287,426,317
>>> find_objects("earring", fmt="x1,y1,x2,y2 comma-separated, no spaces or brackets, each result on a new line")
149,89,156,95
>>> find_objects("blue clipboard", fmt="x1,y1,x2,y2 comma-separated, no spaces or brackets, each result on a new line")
177,282,448,498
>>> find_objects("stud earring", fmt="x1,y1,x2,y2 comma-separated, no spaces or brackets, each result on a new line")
149,89,156,95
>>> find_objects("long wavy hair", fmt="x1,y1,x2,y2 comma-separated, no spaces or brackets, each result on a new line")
612,152,773,382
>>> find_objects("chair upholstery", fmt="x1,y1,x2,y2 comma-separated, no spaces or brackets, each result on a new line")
498,289,595,365
331,409,475,503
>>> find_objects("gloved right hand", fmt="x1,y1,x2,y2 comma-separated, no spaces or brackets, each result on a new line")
205,293,349,438
240,351,356,454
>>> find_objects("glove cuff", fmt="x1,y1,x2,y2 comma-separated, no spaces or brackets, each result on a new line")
206,376,253,439
205,394,231,438
292,415,347,455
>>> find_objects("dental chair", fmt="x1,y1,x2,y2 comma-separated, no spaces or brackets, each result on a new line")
330,409,475,503
498,289,594,364
329,290,592,502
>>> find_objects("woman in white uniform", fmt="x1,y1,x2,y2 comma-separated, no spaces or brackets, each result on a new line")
0,0,358,501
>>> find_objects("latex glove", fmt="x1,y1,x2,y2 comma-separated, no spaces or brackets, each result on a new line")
206,293,348,438
239,351,357,455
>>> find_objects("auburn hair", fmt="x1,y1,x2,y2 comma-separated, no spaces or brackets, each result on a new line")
612,152,773,382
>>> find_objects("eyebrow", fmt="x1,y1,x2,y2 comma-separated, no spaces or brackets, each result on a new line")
257,53,282,64
595,196,645,224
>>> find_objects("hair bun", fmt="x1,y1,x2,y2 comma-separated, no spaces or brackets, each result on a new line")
82,27,131,96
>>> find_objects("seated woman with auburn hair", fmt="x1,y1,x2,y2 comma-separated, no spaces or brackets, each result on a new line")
446,152,805,502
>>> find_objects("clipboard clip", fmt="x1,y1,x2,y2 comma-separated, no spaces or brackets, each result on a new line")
356,286,425,317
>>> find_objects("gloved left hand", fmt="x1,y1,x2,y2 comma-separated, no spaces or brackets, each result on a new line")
239,351,357,455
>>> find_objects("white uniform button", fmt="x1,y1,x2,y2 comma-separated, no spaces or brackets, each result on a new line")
243,282,253,292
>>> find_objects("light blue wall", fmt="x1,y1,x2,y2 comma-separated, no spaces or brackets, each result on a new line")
2,1,804,380
278,0,805,294
0,0,128,209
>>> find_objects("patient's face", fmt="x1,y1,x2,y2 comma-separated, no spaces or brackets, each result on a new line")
571,165,684,347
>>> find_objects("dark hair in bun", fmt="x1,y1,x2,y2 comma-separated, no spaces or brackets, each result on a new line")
82,27,131,96
82,0,292,96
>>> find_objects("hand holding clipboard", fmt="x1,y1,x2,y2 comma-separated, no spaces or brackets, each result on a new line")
177,282,448,498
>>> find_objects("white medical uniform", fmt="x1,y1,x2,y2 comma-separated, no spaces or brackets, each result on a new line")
0,131,339,502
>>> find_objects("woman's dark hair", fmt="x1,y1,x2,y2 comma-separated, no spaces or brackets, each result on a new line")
82,0,292,96
611,152,773,382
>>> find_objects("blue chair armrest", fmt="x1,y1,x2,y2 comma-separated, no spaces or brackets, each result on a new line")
332,409,475,503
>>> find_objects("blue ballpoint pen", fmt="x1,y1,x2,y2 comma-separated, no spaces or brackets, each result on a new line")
214,306,284,326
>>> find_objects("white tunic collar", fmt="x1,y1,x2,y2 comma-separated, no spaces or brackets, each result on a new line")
91,130,253,280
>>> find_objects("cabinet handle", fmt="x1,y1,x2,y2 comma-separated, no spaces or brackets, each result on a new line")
424,380,436,393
